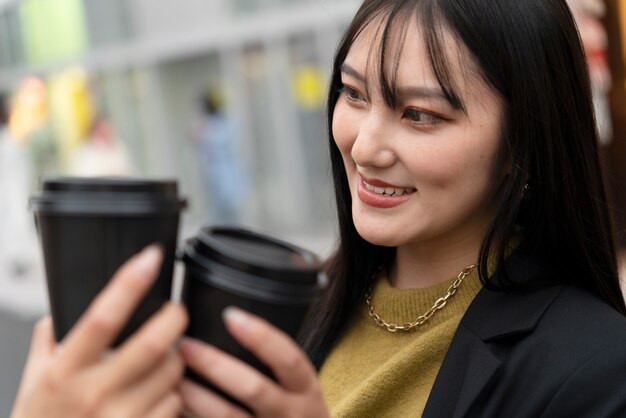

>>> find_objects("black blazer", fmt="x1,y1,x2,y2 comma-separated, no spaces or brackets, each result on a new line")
423,248,626,418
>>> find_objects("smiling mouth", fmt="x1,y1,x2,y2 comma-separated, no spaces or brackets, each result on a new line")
362,181,417,197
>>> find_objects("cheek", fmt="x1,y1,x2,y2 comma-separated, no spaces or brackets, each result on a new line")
408,142,498,192
453,140,504,196
407,146,471,189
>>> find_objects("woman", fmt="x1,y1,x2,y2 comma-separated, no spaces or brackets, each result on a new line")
11,0,626,417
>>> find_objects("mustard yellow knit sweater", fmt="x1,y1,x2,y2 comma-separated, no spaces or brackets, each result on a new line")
319,270,482,418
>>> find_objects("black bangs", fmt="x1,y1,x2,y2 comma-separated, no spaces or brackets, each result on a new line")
373,0,468,113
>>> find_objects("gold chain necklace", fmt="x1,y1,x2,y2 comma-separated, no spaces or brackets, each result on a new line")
365,264,477,333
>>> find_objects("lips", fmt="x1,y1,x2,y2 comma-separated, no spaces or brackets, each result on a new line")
357,175,416,208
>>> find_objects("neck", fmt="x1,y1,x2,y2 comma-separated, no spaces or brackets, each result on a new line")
389,231,484,289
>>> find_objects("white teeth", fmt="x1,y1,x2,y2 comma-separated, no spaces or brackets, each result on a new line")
364,181,414,196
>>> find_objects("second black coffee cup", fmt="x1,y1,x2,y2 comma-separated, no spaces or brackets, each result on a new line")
31,177,186,345
180,226,325,384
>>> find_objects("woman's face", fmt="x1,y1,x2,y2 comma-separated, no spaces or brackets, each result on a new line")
332,19,507,251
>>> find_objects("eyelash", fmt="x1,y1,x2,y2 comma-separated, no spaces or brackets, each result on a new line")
403,108,444,127
338,84,445,127
338,85,365,103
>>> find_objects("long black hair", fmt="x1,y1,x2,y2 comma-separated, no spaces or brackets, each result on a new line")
300,0,626,368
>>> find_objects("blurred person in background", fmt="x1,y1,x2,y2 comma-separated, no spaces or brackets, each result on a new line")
10,0,626,417
68,115,135,177
195,89,248,225
0,92,38,280
9,76,58,181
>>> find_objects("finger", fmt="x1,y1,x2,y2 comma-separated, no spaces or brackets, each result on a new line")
145,393,183,418
53,245,163,374
18,316,55,388
180,338,282,414
114,352,184,417
179,379,252,418
28,316,56,360
95,301,187,391
223,307,316,392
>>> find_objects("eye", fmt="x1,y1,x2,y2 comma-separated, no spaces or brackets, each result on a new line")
403,108,445,127
339,85,366,103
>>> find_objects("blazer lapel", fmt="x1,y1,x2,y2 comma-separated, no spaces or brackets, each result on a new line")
422,325,501,418
423,244,563,417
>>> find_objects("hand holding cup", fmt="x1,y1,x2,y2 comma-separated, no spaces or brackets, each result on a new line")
10,245,188,418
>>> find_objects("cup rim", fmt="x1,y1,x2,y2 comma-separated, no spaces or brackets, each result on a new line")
184,262,321,306
30,177,187,215
189,226,322,282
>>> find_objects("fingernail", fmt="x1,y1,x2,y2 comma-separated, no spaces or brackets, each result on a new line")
223,306,250,330
135,244,163,275
179,337,201,358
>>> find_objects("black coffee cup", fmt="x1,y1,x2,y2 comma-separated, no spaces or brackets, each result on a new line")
30,177,186,345
180,226,325,386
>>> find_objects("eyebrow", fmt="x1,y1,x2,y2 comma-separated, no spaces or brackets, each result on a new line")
340,62,449,102
340,63,366,83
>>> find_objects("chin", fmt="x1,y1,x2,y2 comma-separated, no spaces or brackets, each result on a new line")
353,218,403,247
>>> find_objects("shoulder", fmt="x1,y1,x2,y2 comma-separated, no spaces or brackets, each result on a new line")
539,285,626,345
465,282,626,362
535,286,626,415
477,285,626,416
481,283,626,362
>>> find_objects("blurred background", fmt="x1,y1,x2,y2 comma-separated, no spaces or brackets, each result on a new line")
0,0,357,410
1,0,626,412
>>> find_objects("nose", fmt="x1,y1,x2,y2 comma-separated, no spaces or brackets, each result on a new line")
350,110,396,168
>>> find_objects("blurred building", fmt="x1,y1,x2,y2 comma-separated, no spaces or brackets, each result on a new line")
0,0,360,251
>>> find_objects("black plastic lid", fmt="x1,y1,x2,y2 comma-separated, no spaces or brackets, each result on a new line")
30,177,187,215
183,226,322,285
43,177,180,196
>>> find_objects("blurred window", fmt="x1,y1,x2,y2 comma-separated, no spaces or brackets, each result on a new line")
287,32,333,224
83,0,133,48
19,0,87,66
0,7,25,67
